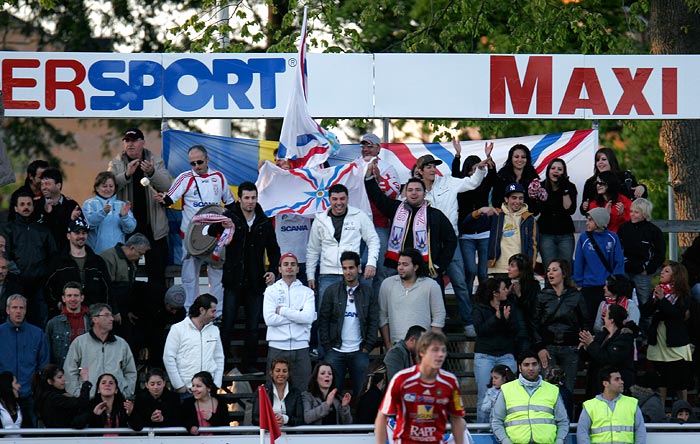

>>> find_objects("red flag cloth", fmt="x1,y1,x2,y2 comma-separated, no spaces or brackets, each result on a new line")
258,385,281,443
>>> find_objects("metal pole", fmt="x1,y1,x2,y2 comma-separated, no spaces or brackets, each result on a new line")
592,120,599,146
213,1,231,138
382,118,390,143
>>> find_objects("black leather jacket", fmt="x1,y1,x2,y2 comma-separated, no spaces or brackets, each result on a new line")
318,281,379,352
532,287,589,349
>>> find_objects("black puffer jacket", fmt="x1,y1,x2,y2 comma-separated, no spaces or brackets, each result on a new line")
584,327,636,396
532,287,589,349
211,202,280,294
4,216,57,279
45,246,111,315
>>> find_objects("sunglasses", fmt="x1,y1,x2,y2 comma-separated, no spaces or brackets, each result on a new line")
596,179,607,185
190,160,205,166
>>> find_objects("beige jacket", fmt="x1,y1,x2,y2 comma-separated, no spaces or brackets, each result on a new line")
108,149,171,240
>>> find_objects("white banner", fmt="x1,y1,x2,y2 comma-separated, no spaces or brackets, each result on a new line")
2,52,699,119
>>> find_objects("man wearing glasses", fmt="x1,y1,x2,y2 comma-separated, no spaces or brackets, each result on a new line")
156,145,235,317
63,303,137,398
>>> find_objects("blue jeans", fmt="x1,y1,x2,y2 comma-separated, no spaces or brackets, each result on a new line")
313,274,344,359
325,349,370,397
473,353,516,423
460,237,489,297
539,233,575,270
692,283,700,303
446,247,473,325
629,273,652,334
545,345,579,392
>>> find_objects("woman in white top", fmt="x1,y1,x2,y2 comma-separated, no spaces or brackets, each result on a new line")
0,371,22,435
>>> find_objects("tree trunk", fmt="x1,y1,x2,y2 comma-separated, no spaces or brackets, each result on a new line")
649,0,700,246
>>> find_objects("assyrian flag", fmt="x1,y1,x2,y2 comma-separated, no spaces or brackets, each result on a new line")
380,129,597,205
277,7,340,169
256,160,371,217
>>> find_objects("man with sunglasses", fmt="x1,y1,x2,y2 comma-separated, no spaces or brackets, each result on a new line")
108,128,171,294
156,145,235,317
318,250,379,397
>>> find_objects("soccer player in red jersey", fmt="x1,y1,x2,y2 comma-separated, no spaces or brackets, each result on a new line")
375,331,466,444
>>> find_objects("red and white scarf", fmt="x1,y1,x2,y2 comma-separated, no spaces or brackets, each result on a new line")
191,213,235,261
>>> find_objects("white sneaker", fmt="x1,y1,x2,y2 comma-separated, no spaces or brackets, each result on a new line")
464,325,477,338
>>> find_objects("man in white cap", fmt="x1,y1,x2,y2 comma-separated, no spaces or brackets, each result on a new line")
356,133,400,296
415,150,489,337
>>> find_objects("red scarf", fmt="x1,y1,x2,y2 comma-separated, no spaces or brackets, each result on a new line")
63,305,89,341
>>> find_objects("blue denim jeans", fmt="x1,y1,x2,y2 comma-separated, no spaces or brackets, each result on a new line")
629,273,652,334
545,345,579,392
539,233,575,270
473,353,517,423
460,237,489,297
446,247,473,325
325,349,370,397
312,274,344,359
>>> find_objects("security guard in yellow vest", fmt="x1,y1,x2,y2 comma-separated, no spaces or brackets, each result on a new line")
577,366,646,444
491,352,569,444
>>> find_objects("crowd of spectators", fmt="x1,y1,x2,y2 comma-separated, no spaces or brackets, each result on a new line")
0,129,699,435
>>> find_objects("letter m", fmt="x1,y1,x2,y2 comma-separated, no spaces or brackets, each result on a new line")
490,55,552,114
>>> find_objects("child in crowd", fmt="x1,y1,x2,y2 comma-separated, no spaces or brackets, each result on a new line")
669,400,698,424
479,365,515,423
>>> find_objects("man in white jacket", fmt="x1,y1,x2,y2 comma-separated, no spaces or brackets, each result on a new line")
306,184,380,302
263,253,316,392
163,293,224,398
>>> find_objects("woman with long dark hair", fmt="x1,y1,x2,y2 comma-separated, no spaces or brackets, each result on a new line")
529,158,578,268
252,357,304,427
472,278,526,423
33,364,91,428
506,254,539,338
593,274,640,333
580,147,646,214
492,144,540,211
532,259,588,392
182,371,229,435
582,171,631,233
302,362,352,425
642,261,694,404
74,373,142,432
579,304,636,397
0,372,22,434
453,153,498,297
132,368,181,428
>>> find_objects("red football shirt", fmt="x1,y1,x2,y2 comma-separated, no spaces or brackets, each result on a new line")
379,365,465,444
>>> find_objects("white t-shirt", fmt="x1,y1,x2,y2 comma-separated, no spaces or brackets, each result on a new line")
335,285,362,353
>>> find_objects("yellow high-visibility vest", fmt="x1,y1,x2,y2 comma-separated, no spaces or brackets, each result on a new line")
583,395,638,444
501,379,560,444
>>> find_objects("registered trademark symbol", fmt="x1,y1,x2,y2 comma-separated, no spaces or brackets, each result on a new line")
289,58,297,67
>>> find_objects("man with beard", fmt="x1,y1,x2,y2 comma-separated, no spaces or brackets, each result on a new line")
46,219,111,318
491,352,569,444
378,248,445,350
